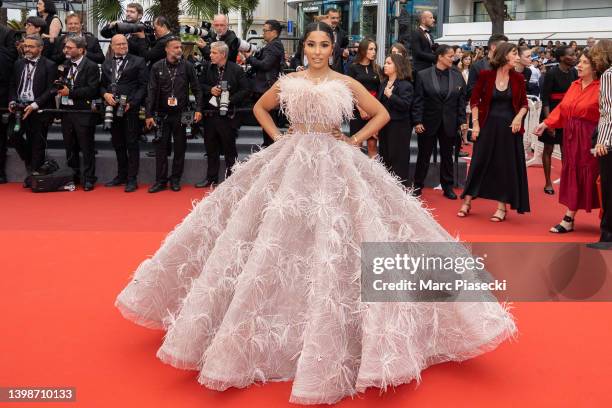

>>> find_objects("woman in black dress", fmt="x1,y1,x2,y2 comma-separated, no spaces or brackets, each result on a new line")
378,53,414,188
458,42,530,222
347,38,381,157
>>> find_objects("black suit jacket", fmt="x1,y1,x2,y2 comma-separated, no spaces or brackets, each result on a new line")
59,57,101,110
200,61,250,125
410,27,436,73
9,57,58,110
466,57,491,100
246,38,284,93
100,54,148,109
52,33,105,65
331,27,349,73
413,66,467,139
378,79,414,121
100,23,149,58
144,32,173,65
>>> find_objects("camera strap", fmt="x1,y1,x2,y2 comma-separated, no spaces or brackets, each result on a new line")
164,59,180,98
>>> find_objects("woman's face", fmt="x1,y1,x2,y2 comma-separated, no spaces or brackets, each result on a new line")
454,48,463,61
383,57,396,76
303,30,333,69
577,54,594,80
462,56,472,67
506,48,520,68
391,46,401,56
37,0,45,13
366,42,376,61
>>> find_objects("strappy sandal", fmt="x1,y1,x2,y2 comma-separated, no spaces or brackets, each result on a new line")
457,202,471,217
490,208,507,222
550,215,574,233
544,187,555,195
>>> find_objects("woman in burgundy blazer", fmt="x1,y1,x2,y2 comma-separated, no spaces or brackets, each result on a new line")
458,42,530,222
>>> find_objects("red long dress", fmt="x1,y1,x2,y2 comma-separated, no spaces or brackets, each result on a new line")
544,78,600,212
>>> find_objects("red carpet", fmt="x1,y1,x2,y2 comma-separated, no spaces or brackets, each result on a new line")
1,161,611,407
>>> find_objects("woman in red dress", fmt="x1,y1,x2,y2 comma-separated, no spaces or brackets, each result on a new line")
534,51,601,233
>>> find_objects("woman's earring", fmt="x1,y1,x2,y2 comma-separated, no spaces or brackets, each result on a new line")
328,56,333,66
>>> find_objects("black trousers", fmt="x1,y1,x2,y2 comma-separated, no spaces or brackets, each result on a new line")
0,121,7,178
203,115,238,182
155,112,185,183
379,119,412,188
414,125,457,188
61,113,97,183
110,112,140,181
599,153,612,242
11,113,51,172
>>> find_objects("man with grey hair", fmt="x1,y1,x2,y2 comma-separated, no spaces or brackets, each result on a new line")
410,9,437,73
199,14,242,63
7,34,57,187
57,35,101,190
195,40,249,189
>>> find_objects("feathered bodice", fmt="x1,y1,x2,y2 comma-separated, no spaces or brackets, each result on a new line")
278,75,354,131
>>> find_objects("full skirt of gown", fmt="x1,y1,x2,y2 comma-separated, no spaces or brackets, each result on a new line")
115,129,517,404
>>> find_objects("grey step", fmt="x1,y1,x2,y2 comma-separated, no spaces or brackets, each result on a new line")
4,147,467,187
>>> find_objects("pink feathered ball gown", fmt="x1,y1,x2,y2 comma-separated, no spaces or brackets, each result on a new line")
115,75,517,404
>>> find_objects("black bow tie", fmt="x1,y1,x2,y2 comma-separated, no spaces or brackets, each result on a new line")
71,62,78,67
114,56,125,61
25,59,36,65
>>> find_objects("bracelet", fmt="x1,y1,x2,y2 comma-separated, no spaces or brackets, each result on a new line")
352,136,359,145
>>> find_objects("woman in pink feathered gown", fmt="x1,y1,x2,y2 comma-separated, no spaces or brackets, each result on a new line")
115,22,517,404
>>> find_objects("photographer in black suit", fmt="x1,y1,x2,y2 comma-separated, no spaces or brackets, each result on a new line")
243,19,284,146
0,23,18,183
51,13,104,65
57,36,101,191
413,45,467,199
8,35,56,187
100,2,149,58
100,35,148,192
144,16,174,65
199,14,242,63
410,10,436,73
196,41,250,189
145,38,202,193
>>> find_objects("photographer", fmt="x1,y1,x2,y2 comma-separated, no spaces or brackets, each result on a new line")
144,16,174,65
199,15,242,63
57,36,101,191
100,3,149,58
145,38,202,193
7,35,56,187
196,41,249,189
0,21,18,183
100,34,148,192
243,19,284,147
51,13,104,65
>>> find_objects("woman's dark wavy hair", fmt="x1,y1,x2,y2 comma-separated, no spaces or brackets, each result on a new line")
490,42,518,70
302,21,334,44
37,0,57,15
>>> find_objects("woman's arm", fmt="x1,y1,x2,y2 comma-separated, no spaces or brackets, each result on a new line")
48,18,62,43
511,107,528,133
346,77,390,144
253,82,282,141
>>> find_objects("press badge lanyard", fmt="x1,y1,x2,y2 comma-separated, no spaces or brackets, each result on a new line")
19,60,38,99
164,59,179,107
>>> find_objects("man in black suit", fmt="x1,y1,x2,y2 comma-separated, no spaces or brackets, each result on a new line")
196,41,249,189
100,2,149,58
52,13,104,65
100,34,148,192
466,33,508,99
410,10,437,73
198,14,244,64
0,24,18,183
243,19,284,146
327,8,349,73
57,36,101,191
8,35,56,187
145,38,202,193
413,45,467,199
144,16,174,66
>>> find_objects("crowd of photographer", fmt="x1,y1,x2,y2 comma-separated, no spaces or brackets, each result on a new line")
0,2,290,193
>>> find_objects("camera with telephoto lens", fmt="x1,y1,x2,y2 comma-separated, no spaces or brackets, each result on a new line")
116,95,128,118
8,99,28,135
180,22,212,40
103,104,114,130
115,21,155,36
181,95,197,139
219,81,229,116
